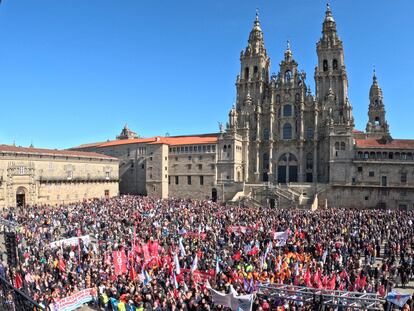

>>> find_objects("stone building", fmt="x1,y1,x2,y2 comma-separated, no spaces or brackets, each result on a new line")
74,5,414,209
0,144,119,208
72,132,218,200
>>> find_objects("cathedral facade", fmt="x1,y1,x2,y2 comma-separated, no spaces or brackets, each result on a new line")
74,5,414,210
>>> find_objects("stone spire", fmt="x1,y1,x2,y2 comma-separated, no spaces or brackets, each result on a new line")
366,70,389,138
244,9,267,57
284,40,293,61
321,2,340,47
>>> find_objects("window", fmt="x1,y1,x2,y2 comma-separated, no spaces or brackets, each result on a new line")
357,167,363,172
198,164,202,170
244,67,249,80
187,176,192,185
306,153,313,170
18,166,25,175
150,157,153,161
369,171,375,177
332,59,338,70
284,70,291,82
200,176,204,185
187,164,192,170
106,172,110,179
211,164,215,170
341,142,346,150
295,93,300,103
104,190,110,197
67,171,73,180
282,123,292,139
323,59,328,71
283,104,292,117
164,166,167,171
168,176,171,185
335,142,340,150
188,156,192,160
127,148,130,157
364,196,369,201
401,172,407,184
254,66,258,74
226,175,230,180
276,95,281,104
263,128,269,140
381,176,387,186
141,164,145,169
175,176,179,185
306,127,313,140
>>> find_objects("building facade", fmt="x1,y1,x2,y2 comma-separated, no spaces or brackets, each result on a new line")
73,5,414,209
0,145,119,208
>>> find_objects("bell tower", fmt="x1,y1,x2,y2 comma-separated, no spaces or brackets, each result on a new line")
236,10,270,110
315,3,351,125
366,71,390,138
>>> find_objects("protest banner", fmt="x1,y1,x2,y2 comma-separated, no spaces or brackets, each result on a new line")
54,288,95,311
50,235,91,248
113,250,127,275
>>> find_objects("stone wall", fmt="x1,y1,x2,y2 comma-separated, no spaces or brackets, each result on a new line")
0,151,119,208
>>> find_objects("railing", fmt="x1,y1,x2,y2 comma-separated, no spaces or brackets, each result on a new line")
38,176,118,183
0,275,45,311
258,283,385,310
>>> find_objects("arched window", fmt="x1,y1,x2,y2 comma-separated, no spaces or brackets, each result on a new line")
332,59,338,70
340,142,346,150
276,94,281,104
284,70,291,82
223,145,227,151
263,153,269,170
295,93,300,103
358,152,363,159
283,104,292,117
244,67,249,80
282,123,292,139
374,116,380,126
306,127,314,140
306,153,313,169
335,142,340,150
370,152,375,159
254,66,258,74
263,128,269,140
323,60,328,72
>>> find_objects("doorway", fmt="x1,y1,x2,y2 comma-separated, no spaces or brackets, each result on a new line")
16,187,27,207
212,188,217,202
277,153,298,183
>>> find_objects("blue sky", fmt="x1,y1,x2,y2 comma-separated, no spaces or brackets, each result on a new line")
0,1,413,149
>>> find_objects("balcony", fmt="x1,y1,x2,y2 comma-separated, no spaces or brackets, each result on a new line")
38,176,119,184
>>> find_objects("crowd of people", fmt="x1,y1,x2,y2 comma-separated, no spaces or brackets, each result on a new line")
1,195,414,310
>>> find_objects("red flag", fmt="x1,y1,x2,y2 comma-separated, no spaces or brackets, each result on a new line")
113,250,127,275
232,251,241,261
327,274,336,290
247,246,259,256
359,276,366,289
129,265,136,281
58,258,66,272
304,268,312,288
314,270,323,289
14,273,23,289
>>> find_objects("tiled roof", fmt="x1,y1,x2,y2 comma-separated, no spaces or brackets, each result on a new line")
352,129,364,134
355,138,414,149
148,135,218,146
73,133,219,149
0,144,117,160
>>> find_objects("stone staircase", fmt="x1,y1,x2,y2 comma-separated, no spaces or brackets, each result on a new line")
233,182,327,210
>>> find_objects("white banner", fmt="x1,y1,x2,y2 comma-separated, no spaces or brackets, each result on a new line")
208,285,254,311
50,235,91,248
53,288,95,311
273,230,288,246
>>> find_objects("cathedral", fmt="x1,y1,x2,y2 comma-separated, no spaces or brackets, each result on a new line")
74,5,414,210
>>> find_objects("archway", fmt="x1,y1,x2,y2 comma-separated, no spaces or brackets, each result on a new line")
16,186,27,207
212,188,217,202
277,153,298,183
